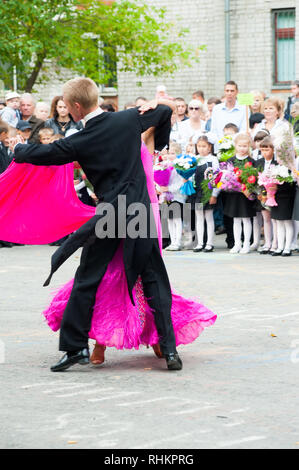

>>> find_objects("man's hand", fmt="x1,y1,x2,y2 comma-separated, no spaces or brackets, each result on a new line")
138,99,158,115
9,135,24,153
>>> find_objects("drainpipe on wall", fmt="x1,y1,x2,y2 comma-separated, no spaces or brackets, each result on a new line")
225,0,231,82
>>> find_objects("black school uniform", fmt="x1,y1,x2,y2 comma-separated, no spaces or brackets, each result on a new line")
223,156,257,218
254,157,275,212
270,167,296,220
192,155,219,210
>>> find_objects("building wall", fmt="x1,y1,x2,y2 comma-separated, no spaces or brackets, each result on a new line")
117,0,298,109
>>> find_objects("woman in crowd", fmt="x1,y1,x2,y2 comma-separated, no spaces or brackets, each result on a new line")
253,97,290,138
45,95,83,136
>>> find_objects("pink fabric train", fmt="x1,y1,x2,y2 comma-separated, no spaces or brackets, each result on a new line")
0,161,95,244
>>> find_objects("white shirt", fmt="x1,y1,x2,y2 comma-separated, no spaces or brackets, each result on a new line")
211,101,248,143
264,159,273,172
253,118,290,138
172,119,206,152
83,107,104,124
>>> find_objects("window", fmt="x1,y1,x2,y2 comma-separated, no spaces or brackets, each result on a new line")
273,8,296,85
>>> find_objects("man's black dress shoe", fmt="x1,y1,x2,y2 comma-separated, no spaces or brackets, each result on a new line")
51,348,89,372
165,353,183,371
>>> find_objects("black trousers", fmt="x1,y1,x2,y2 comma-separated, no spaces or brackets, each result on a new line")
59,237,177,355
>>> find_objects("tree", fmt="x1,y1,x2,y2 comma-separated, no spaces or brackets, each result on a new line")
0,0,204,92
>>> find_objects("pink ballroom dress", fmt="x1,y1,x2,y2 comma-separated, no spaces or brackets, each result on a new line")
0,143,217,349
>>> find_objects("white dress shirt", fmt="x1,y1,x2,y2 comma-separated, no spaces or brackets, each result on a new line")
211,101,248,143
83,107,104,124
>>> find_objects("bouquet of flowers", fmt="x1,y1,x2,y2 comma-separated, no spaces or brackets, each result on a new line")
233,161,261,200
216,161,242,193
200,167,221,205
273,127,299,183
257,164,293,207
173,154,198,195
217,135,235,162
153,156,174,203
200,162,243,203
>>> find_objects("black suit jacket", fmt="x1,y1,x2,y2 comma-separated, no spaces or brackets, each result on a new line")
14,105,172,302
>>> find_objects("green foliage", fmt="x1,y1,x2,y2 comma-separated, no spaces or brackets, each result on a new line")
0,0,203,92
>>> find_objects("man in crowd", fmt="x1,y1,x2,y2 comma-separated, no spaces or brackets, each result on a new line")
211,81,247,143
19,93,44,143
175,97,188,122
211,81,248,250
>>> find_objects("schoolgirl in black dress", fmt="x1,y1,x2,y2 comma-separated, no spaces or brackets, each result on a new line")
270,162,296,256
255,137,278,254
192,135,220,252
223,133,257,254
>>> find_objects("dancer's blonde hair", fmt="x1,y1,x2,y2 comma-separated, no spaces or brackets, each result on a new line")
63,77,99,110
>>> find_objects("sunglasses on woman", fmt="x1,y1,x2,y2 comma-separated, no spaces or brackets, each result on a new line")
189,107,200,111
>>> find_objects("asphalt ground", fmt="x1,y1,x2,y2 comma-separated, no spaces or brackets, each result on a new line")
0,235,299,450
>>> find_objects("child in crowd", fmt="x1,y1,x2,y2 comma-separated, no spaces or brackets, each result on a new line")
256,137,277,254
291,151,299,251
223,123,239,137
38,128,54,144
249,131,271,251
252,130,270,160
161,142,186,251
215,123,239,246
16,120,32,143
224,133,257,254
193,135,220,252
269,150,296,257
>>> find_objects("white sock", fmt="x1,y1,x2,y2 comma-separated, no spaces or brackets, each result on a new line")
271,219,278,250
195,207,204,247
284,220,294,252
276,220,285,251
262,210,272,249
183,220,193,246
205,210,215,247
173,217,183,247
233,217,242,249
242,217,252,249
167,218,176,246
291,220,299,249
252,213,262,247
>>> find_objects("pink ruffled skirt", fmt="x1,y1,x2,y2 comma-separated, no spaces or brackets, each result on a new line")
43,244,217,349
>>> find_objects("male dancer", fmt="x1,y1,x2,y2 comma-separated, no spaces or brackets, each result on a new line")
12,77,182,372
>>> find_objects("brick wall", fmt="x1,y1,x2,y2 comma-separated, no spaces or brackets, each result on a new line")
117,0,298,108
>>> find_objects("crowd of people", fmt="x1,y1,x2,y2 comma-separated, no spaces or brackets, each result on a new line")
1,79,299,256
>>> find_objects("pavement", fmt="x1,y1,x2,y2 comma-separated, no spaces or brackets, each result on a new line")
0,235,299,450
